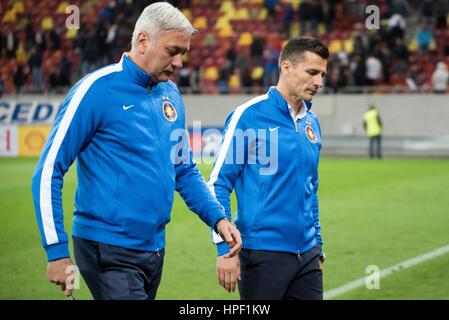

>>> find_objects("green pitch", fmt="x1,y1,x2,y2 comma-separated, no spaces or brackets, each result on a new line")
1,157,449,300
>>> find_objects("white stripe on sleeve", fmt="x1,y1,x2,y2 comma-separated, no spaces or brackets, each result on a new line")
207,93,268,244
39,59,124,245
207,93,268,196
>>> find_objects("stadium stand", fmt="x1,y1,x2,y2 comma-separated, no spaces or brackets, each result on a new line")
0,0,448,95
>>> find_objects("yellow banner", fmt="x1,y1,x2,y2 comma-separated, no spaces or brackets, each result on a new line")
18,125,51,156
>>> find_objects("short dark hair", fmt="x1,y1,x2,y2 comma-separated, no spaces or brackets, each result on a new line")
278,36,329,69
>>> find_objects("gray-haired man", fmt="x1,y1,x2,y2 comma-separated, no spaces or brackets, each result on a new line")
32,2,241,300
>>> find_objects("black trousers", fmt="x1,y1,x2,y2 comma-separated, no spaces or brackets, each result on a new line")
238,244,323,300
369,135,382,159
73,237,164,300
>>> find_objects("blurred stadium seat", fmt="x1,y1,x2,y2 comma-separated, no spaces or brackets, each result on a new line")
0,0,448,94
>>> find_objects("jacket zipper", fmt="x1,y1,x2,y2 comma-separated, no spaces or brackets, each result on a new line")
146,88,168,250
294,115,305,255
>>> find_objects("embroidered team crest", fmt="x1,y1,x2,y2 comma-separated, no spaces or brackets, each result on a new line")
162,101,177,122
305,125,317,143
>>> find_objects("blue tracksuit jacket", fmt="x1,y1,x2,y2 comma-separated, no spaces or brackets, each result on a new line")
208,87,323,256
31,54,225,261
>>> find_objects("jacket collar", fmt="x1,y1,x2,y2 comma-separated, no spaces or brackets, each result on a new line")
268,86,313,113
121,53,156,88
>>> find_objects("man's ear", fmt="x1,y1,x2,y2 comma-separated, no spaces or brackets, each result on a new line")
280,60,291,77
136,32,149,54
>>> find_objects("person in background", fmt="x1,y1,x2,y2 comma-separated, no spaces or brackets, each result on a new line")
431,61,449,94
363,104,383,159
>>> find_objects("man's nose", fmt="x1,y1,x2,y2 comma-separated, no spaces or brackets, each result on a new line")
172,54,183,69
314,74,324,87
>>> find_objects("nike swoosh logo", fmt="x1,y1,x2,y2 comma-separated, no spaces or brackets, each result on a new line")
122,105,134,110
269,126,280,131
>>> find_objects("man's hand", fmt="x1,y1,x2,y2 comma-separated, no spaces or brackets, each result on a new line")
319,255,325,269
217,255,240,293
47,257,76,297
216,219,242,257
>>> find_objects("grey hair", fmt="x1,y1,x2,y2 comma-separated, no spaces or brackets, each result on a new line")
131,2,196,46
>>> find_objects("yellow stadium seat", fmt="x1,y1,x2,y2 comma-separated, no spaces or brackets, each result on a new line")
12,1,24,13
41,17,54,31
289,0,302,11
218,24,233,37
318,23,326,36
57,2,70,13
258,8,268,20
229,73,241,88
3,9,17,22
193,16,208,30
343,38,354,53
290,22,299,35
234,7,250,20
328,39,342,54
16,42,27,64
215,16,230,29
221,10,234,20
220,0,234,14
204,66,219,81
65,28,78,39
251,66,264,80
238,32,253,46
408,39,417,52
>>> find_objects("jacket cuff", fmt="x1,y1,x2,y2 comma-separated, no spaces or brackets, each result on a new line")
208,207,227,230
217,242,230,256
45,242,70,262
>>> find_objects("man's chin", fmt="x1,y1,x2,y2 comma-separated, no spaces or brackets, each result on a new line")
303,93,315,101
154,76,169,82
152,72,172,83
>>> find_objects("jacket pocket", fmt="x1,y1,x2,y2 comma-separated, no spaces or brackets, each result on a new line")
108,173,125,227
112,173,124,201
250,179,269,233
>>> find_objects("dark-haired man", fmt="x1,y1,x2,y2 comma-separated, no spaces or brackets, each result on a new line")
208,37,328,300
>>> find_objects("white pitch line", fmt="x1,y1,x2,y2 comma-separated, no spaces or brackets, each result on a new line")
324,243,449,300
